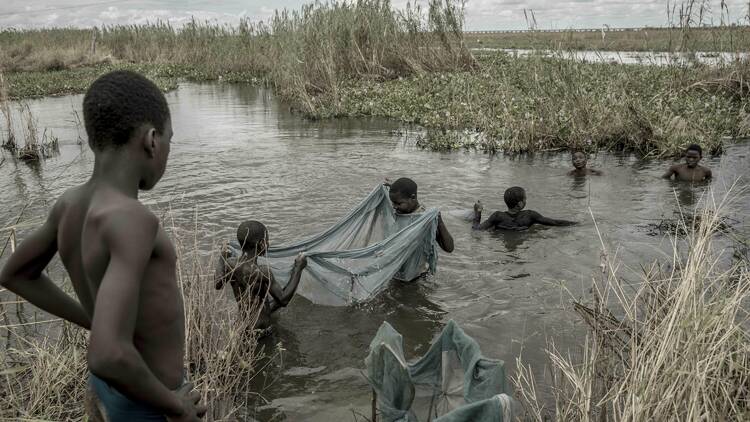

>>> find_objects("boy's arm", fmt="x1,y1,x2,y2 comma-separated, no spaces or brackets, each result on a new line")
471,202,498,230
530,211,577,226
214,244,233,290
704,167,712,179
435,212,454,253
87,208,203,421
0,202,90,329
662,165,677,179
267,254,307,309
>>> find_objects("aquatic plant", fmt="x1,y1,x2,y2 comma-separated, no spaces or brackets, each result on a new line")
514,190,750,420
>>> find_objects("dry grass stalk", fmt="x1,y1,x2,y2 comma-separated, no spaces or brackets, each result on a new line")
0,218,267,420
0,71,15,151
515,188,750,421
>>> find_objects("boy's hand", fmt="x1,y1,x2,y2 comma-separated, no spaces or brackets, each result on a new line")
220,242,231,259
383,177,393,187
167,383,207,422
294,253,307,270
474,201,483,213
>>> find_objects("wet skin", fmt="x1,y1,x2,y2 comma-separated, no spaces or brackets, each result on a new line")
568,152,602,176
471,195,577,231
662,150,712,182
388,190,454,253
216,242,307,332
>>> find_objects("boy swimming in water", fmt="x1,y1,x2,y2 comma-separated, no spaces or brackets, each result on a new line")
568,151,602,176
662,144,712,182
215,221,307,335
472,187,577,230
387,177,454,253
0,71,206,421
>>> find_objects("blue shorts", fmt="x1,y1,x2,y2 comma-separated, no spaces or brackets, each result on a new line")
89,374,168,421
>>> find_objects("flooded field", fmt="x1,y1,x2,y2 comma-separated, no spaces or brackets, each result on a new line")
1,83,748,420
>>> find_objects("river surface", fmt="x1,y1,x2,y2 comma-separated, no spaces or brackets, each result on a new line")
473,48,750,66
1,83,748,420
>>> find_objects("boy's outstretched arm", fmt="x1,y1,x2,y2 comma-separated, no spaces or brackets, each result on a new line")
530,211,577,226
0,202,91,329
87,208,204,421
471,201,496,230
436,213,454,252
267,253,307,310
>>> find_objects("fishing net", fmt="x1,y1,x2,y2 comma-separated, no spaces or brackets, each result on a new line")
229,185,439,306
366,320,517,422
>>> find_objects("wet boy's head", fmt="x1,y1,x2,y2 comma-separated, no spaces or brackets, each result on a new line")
503,186,526,211
571,151,588,169
388,178,419,214
237,220,268,256
685,144,702,168
83,70,172,190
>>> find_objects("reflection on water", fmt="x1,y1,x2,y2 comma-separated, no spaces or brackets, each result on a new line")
1,83,748,420
473,48,750,66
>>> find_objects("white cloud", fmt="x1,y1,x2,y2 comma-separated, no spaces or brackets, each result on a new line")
0,0,747,30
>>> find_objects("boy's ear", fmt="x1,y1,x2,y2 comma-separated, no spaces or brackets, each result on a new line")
142,126,157,158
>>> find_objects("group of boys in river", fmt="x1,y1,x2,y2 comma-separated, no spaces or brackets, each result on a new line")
0,71,713,421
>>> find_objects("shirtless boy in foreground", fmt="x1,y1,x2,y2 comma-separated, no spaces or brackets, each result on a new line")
0,71,205,421
472,187,577,230
662,144,712,182
216,221,307,335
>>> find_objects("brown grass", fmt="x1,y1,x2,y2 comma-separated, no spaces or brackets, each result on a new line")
514,187,750,420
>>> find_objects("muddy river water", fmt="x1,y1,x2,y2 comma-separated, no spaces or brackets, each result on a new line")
1,83,748,420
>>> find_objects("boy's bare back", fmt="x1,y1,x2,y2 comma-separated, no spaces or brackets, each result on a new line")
81,187,185,388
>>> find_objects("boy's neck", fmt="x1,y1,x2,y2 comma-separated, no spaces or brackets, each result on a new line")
91,150,142,198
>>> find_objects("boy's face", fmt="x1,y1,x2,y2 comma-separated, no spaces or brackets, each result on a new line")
572,152,587,169
141,119,173,190
685,150,701,168
389,191,418,214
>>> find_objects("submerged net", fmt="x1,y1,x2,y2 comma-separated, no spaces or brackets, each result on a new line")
229,185,440,306
366,320,516,422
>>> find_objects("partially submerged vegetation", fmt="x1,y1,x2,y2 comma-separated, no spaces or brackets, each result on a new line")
1,72,60,161
515,193,750,420
1,0,749,156
335,52,750,156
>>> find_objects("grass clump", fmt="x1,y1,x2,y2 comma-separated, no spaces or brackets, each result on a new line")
514,192,750,420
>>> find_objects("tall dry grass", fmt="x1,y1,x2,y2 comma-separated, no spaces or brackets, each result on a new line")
514,189,750,420
0,219,267,420
0,0,474,115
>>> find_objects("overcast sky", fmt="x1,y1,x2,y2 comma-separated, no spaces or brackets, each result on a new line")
1,0,748,31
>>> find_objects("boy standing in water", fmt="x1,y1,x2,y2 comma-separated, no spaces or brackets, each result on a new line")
472,187,577,230
0,71,206,421
387,177,454,253
215,221,307,335
568,151,602,176
662,144,712,182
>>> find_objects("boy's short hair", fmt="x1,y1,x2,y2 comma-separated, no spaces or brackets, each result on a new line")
504,187,526,209
686,144,703,157
237,221,267,252
83,70,170,150
390,178,418,198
